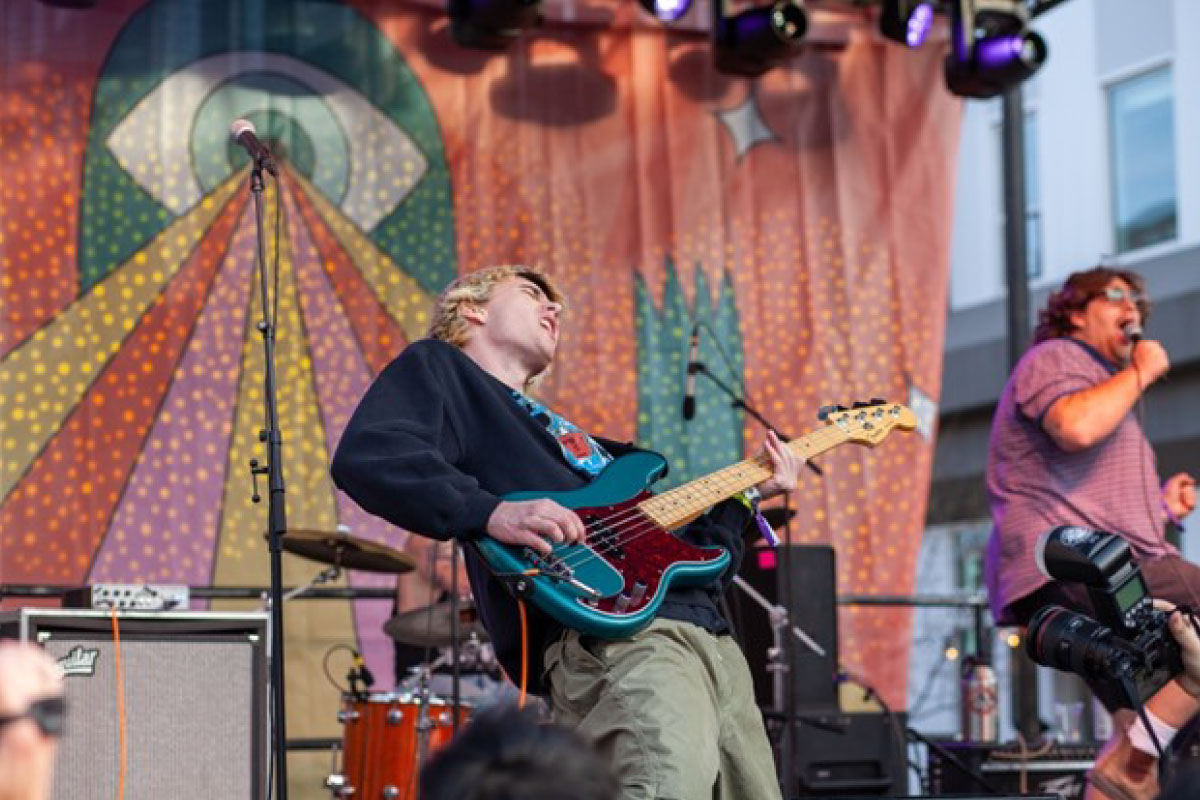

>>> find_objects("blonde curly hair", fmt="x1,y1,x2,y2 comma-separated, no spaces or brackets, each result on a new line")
428,265,565,348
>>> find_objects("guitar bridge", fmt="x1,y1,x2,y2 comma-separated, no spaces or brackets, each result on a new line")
522,548,603,598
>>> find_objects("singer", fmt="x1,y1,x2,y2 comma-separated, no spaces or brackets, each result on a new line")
332,266,801,800
983,266,1197,800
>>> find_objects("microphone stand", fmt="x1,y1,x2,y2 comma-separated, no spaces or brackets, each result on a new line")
245,157,289,800
688,360,822,797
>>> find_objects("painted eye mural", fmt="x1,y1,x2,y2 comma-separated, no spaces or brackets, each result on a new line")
0,0,454,738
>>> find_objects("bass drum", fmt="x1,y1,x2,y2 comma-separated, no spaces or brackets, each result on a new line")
328,692,469,799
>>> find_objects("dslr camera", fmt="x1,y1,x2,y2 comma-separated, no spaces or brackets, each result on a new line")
1025,526,1184,710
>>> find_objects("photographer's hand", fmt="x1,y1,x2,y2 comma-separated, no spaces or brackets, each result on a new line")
1155,600,1200,698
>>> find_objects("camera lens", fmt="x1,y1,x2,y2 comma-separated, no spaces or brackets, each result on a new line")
1026,605,1133,679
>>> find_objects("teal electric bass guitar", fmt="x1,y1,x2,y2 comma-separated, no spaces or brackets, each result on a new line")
474,401,917,639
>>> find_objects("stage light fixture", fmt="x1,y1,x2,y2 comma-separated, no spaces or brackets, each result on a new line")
879,0,934,48
713,0,807,78
448,0,543,50
944,0,1047,98
639,0,694,23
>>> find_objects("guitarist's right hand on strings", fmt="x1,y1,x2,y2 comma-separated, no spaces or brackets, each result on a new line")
486,499,586,556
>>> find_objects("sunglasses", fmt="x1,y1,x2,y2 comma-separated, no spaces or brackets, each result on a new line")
1099,286,1146,306
0,695,65,738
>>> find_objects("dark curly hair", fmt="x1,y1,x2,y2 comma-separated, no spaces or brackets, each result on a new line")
1033,266,1150,344
419,705,619,800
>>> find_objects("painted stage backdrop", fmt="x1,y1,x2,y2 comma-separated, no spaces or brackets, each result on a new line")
1,0,959,788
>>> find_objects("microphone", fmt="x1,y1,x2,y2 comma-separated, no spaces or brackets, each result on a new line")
229,119,277,176
682,324,700,420
352,650,375,688
1122,321,1143,344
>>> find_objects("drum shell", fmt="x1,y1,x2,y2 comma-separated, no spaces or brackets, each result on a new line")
335,693,470,799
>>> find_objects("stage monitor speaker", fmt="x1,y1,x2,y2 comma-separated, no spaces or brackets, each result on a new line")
0,608,268,800
788,711,907,796
734,543,839,711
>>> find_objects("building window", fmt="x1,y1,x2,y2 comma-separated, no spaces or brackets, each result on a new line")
1109,67,1177,252
996,112,1042,281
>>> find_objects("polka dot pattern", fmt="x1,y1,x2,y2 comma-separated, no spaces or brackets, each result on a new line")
0,178,242,501
288,175,409,375
291,171,436,350
0,176,246,583
90,199,260,585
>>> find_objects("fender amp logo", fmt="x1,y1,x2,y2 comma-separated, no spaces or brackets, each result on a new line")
57,646,100,677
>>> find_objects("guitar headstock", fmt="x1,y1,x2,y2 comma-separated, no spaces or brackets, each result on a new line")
820,400,917,446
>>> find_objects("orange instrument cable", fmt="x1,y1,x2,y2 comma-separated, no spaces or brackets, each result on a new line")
110,608,127,800
517,599,528,709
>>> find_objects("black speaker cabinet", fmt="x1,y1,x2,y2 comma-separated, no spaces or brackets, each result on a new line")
0,608,268,800
734,544,839,711
788,711,908,796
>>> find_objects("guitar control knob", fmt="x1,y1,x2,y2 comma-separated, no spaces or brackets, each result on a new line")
629,581,648,604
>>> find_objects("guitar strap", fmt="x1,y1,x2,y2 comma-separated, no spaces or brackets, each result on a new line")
509,389,612,478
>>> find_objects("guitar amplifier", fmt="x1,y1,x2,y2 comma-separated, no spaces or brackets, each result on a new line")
0,608,268,800
928,740,1098,799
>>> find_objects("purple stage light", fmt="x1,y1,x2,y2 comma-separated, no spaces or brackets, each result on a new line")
653,0,691,21
638,0,693,23
976,33,1030,68
905,2,934,48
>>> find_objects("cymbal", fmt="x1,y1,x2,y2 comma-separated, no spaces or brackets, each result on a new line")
760,507,796,531
280,528,416,574
384,599,489,648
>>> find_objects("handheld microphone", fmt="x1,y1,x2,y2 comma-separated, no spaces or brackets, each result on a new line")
229,119,277,176
682,324,700,420
1122,321,1143,344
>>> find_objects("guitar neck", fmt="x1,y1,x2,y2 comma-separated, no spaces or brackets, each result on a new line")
638,425,852,529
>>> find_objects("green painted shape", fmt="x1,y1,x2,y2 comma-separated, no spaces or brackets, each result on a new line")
474,451,731,639
634,262,744,490
79,0,454,294
189,73,346,197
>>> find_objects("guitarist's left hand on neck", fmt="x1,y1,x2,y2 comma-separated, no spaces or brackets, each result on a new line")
756,429,803,500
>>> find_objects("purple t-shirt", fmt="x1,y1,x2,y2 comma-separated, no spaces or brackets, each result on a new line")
984,337,1172,623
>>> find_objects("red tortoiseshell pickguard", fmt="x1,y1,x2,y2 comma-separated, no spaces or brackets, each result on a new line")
574,491,726,616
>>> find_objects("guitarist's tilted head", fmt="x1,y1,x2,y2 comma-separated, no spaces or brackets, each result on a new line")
428,266,564,392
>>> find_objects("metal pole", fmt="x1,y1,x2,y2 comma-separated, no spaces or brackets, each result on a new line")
1000,84,1040,744
250,164,290,799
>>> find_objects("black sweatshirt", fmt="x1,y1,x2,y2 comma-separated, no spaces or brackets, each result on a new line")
331,339,750,691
